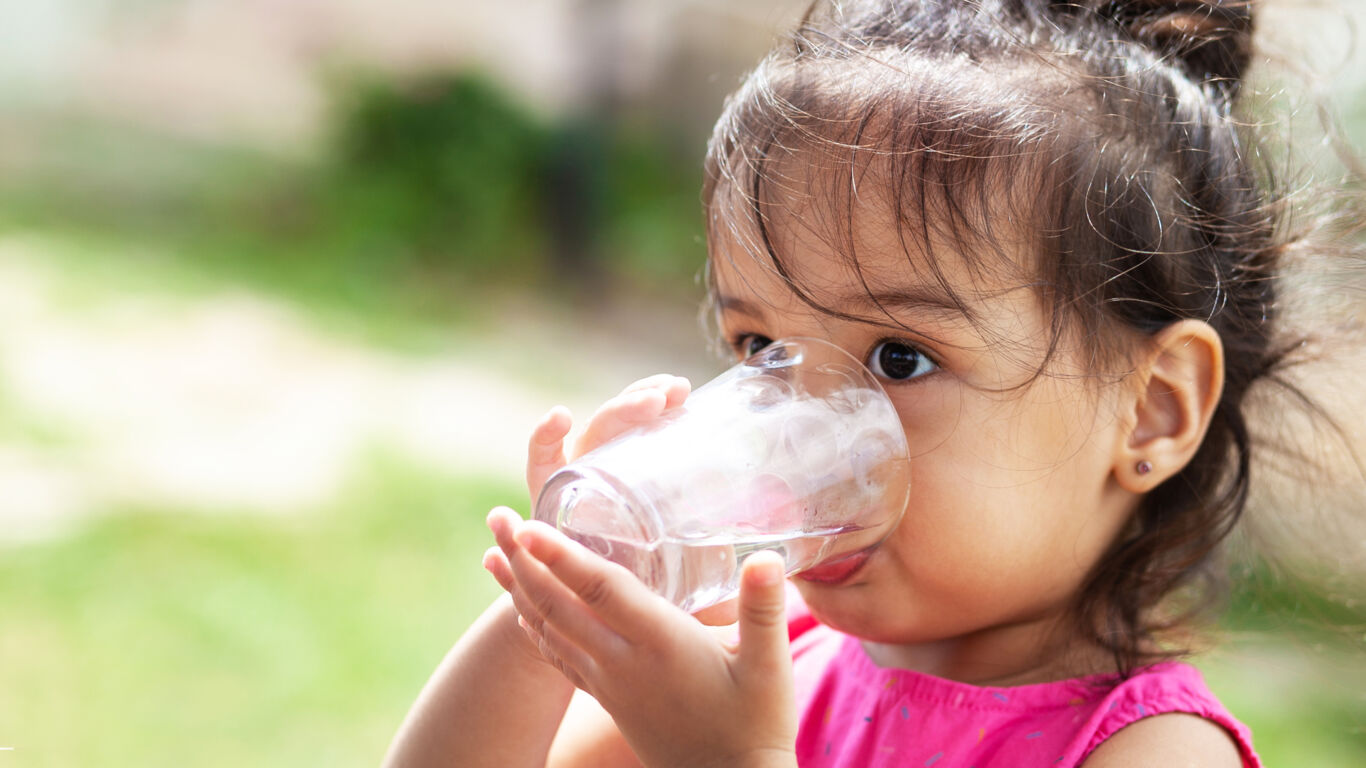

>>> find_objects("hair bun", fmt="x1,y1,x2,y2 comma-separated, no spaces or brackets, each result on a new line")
1094,0,1255,95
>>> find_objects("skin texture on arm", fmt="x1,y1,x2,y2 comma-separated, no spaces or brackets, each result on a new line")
380,594,576,768
547,690,641,768
1080,713,1244,768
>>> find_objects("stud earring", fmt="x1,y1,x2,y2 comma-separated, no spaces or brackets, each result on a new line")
1136,460,1153,475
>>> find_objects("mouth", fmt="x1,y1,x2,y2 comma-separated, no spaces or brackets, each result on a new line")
795,546,875,585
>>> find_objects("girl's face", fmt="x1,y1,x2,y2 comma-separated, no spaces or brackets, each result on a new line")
710,185,1141,677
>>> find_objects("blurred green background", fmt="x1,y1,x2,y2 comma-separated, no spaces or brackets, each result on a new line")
0,1,1363,766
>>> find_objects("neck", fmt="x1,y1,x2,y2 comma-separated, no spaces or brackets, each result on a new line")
859,616,1117,687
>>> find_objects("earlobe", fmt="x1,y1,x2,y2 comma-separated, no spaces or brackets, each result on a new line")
1114,320,1225,493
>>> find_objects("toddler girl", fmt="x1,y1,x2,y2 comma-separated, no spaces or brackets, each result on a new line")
385,1,1360,765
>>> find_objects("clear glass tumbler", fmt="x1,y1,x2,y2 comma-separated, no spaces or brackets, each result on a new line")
533,337,911,612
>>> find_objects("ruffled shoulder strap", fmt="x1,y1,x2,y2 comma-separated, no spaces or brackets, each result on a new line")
1080,662,1262,767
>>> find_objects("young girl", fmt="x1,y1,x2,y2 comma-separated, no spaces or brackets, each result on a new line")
384,1,1359,765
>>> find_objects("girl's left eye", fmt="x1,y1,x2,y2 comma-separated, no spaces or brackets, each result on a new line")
866,340,937,381
732,334,774,359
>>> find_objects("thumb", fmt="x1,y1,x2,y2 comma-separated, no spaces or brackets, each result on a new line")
736,550,790,673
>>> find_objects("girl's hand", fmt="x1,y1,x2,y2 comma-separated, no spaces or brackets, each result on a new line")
485,514,798,768
525,374,691,502
523,374,743,626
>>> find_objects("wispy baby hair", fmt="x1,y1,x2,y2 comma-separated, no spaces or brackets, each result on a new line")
703,0,1314,674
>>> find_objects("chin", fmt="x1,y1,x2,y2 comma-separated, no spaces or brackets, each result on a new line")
797,587,941,646
795,584,875,633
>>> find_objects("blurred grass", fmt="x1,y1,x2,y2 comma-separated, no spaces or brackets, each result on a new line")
1202,641,1366,766
1215,571,1366,764
0,451,515,767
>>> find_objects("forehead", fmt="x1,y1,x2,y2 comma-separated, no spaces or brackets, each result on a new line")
707,142,1036,325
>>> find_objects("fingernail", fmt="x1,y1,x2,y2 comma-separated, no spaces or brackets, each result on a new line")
486,508,515,535
761,549,790,580
751,556,782,587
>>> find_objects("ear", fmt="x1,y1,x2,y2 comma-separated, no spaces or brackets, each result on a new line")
1114,320,1225,493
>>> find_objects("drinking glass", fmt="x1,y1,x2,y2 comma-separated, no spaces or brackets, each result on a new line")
533,337,911,612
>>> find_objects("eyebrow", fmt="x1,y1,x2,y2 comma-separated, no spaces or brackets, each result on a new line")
716,287,969,322
850,289,968,318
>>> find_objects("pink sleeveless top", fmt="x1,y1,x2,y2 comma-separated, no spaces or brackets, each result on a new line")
787,606,1262,767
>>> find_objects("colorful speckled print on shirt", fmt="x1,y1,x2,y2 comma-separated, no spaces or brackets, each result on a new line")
783,599,1262,767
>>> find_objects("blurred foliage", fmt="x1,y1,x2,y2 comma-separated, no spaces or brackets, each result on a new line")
1227,560,1366,639
309,70,706,286
0,70,707,335
316,73,550,276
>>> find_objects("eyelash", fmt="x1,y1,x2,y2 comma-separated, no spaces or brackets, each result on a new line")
727,332,773,358
866,337,939,383
725,332,940,384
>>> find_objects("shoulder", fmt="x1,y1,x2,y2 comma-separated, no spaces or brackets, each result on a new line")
1073,661,1260,767
1080,712,1243,768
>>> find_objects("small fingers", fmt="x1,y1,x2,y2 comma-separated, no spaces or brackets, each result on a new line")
514,520,676,641
620,374,691,409
574,389,664,457
487,506,523,552
483,546,515,593
487,507,539,606
527,406,573,501
662,375,691,409
505,521,629,654
569,375,691,459
489,508,567,632
484,511,544,624
574,393,664,458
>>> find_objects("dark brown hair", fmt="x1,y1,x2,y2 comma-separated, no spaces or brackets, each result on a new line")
701,0,1323,674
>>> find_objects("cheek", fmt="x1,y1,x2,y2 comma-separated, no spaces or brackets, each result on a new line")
897,455,1042,564
899,378,1115,496
890,385,1121,601
889,472,1097,622
893,381,964,460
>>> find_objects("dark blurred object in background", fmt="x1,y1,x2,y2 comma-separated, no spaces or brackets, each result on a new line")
326,73,550,277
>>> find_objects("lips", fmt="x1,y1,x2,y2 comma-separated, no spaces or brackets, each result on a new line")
795,546,874,585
